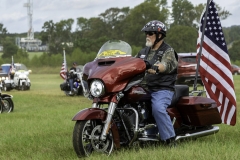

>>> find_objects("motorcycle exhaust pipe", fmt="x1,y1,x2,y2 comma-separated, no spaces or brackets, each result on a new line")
175,126,219,141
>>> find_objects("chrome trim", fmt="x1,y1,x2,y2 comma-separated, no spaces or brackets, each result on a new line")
91,103,97,108
79,72,87,93
172,117,176,125
100,102,117,141
175,126,219,141
138,137,159,141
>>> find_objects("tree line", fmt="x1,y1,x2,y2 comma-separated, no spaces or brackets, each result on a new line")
1,0,240,68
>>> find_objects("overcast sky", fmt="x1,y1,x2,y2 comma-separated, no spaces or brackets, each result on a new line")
0,0,239,34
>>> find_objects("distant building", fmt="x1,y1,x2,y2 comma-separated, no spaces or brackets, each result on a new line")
0,45,3,52
16,0,47,52
16,37,47,51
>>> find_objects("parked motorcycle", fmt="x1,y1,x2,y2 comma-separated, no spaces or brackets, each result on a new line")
72,40,222,157
2,69,31,91
60,70,84,96
0,79,14,113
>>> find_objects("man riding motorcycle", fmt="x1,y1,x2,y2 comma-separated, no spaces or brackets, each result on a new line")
136,20,178,146
72,39,222,158
68,62,78,94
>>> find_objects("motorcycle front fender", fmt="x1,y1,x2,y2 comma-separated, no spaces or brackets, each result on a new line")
1,93,13,99
72,108,121,148
72,108,107,121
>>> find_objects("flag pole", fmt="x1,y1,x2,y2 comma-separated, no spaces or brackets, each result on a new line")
63,48,67,72
193,0,211,91
63,48,67,81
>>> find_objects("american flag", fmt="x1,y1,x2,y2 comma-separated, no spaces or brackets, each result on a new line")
197,0,236,125
60,49,67,80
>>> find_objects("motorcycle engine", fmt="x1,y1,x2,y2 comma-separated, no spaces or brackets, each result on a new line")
138,102,150,124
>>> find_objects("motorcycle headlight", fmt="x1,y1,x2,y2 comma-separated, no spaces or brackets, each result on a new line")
90,80,105,97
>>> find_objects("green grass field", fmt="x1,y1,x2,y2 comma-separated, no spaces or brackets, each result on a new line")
0,74,239,160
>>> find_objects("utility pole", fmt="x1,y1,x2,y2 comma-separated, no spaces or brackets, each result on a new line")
24,0,34,40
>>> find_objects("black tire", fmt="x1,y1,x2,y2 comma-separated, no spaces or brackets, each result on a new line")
3,84,11,91
1,98,14,113
72,120,114,158
21,84,25,91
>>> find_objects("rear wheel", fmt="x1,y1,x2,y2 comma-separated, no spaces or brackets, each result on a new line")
72,120,114,158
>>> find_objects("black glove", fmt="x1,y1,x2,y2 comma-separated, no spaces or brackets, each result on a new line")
144,60,152,69
151,65,159,73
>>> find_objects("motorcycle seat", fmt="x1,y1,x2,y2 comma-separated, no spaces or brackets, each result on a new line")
169,85,189,107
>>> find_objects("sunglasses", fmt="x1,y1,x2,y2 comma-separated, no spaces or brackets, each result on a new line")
145,32,155,36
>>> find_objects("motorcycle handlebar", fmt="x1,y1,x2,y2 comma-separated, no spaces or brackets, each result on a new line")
144,60,152,70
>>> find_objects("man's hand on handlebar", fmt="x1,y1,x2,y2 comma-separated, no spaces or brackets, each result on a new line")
151,65,159,73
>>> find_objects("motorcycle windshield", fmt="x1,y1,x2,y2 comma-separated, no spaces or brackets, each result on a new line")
15,64,28,71
96,40,132,59
84,40,146,93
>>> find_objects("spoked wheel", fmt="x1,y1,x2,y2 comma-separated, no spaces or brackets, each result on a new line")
1,98,14,113
72,120,114,158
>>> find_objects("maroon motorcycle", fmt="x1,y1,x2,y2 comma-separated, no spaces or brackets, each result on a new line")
72,40,222,157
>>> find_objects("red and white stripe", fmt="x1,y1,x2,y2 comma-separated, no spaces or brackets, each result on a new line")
60,49,67,80
197,0,236,126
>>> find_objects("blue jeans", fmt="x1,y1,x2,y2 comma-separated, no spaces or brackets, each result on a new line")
151,90,175,141
69,79,74,91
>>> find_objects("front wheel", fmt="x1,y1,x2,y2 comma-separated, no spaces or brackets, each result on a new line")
72,120,114,158
3,84,11,91
1,98,14,113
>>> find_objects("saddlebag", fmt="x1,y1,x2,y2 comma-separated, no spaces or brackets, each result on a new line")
176,96,222,126
60,82,70,91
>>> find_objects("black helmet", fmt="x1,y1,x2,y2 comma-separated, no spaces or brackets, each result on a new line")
141,20,167,37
